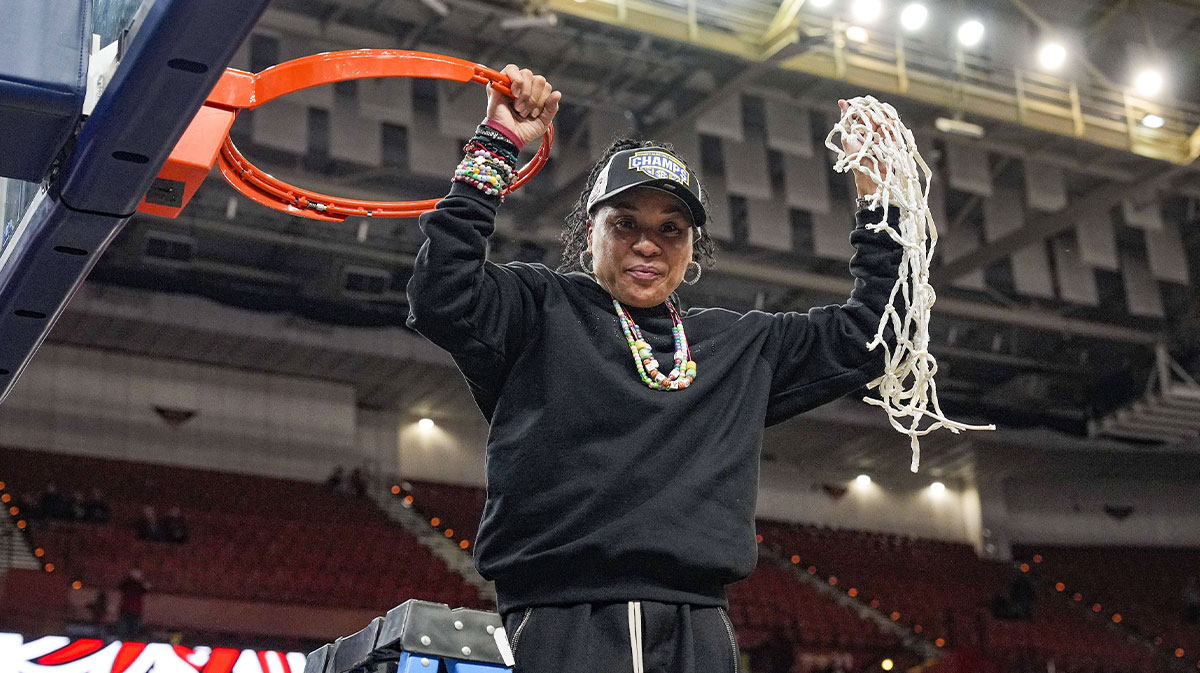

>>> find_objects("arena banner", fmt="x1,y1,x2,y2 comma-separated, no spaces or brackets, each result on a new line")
0,633,306,673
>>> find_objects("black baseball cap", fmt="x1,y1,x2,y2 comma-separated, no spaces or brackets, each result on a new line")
585,147,707,228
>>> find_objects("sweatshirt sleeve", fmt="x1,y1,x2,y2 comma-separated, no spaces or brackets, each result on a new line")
405,181,545,364
760,207,903,426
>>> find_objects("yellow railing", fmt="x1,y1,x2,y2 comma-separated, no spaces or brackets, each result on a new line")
546,0,1200,165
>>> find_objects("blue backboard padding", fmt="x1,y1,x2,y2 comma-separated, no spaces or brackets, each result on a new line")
58,0,270,215
0,0,90,182
0,0,270,404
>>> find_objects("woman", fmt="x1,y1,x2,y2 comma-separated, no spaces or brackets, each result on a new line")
406,65,901,673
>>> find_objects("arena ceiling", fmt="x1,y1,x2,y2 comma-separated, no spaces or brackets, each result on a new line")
51,0,1200,457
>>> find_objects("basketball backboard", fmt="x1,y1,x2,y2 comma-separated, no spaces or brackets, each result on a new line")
0,0,144,272
0,0,271,403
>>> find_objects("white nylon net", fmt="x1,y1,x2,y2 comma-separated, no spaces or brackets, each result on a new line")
825,95,994,472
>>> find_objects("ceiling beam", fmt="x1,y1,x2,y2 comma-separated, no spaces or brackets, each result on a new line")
933,165,1188,284
1148,0,1200,22
762,0,808,45
1084,0,1130,46
931,345,1088,376
1131,0,1162,54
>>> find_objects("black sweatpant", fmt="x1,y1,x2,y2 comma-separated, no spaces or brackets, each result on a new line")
502,601,741,673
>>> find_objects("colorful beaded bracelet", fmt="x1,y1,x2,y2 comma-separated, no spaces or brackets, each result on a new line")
464,147,516,179
452,130,520,197
453,156,513,196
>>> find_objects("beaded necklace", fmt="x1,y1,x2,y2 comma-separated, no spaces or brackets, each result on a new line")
612,299,697,391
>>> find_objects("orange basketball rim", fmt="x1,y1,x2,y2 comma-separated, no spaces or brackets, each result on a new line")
138,49,555,222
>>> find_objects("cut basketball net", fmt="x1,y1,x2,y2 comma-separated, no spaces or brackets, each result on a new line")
826,95,994,472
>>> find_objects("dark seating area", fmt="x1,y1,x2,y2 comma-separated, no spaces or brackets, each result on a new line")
1,447,488,614
1014,544,1200,663
404,479,487,549
756,520,1008,644
727,559,902,649
4,456,1188,673
759,522,1165,673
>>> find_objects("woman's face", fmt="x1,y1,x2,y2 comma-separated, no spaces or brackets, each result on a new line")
587,186,695,308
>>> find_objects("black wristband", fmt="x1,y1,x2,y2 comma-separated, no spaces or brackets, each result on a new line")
472,124,519,158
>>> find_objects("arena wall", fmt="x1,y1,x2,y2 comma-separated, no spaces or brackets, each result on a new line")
0,343,362,483
1002,477,1200,547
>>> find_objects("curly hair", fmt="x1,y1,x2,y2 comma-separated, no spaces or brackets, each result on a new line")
558,137,718,273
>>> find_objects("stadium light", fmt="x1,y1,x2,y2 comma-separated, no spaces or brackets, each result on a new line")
856,474,872,486
846,25,870,42
899,3,927,31
1141,113,1165,129
957,19,984,47
930,481,946,495
418,418,435,430
1135,68,1164,96
882,660,895,671
1038,42,1066,70
851,0,882,23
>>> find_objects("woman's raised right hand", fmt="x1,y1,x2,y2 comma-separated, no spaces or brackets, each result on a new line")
487,64,562,147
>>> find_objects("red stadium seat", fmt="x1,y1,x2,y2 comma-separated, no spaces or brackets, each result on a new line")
0,447,486,614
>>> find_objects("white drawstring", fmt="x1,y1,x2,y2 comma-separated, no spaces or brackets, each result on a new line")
627,601,644,673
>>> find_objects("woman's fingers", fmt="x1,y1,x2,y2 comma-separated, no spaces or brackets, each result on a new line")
496,64,523,115
500,64,537,116
543,90,562,121
515,68,534,116
502,64,522,96
527,75,548,117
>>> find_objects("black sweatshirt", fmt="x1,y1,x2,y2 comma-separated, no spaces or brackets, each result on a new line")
406,181,903,615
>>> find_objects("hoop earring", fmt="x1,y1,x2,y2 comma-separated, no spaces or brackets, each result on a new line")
579,250,593,272
683,261,702,285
